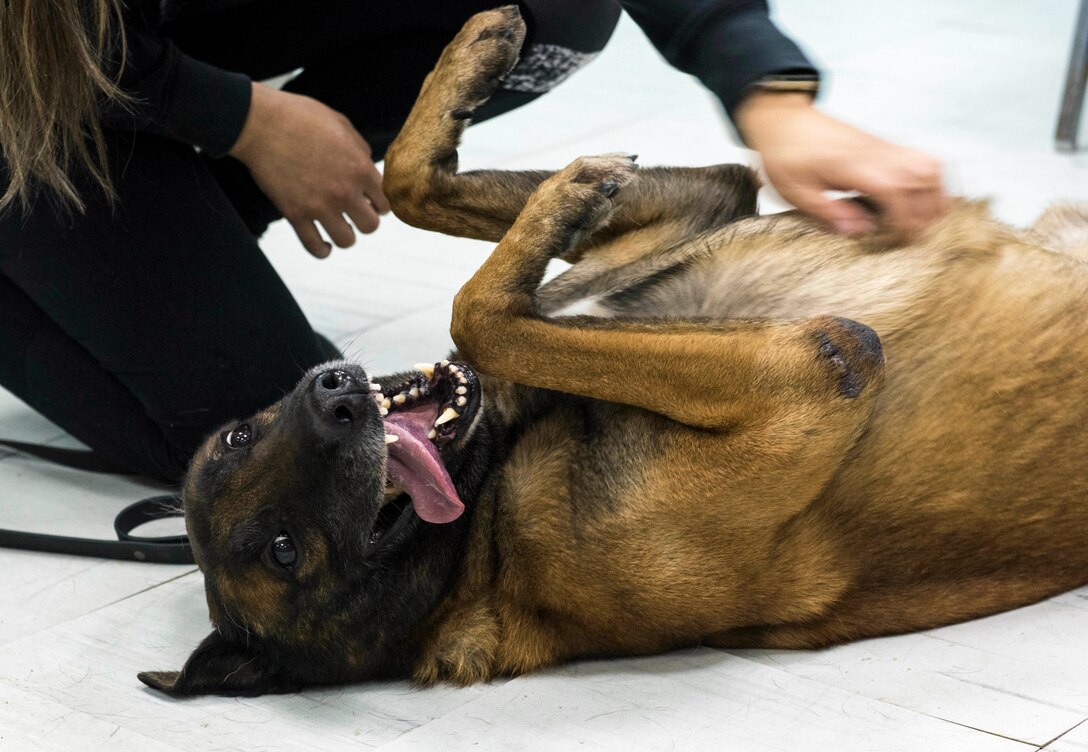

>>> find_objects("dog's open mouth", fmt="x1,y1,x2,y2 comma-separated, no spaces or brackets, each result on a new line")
371,360,481,525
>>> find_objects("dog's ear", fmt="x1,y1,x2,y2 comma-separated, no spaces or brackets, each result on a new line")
138,631,296,697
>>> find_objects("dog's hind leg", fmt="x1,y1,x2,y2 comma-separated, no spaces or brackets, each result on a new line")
384,7,757,251
451,154,886,430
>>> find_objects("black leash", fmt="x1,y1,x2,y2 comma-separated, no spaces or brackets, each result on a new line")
0,440,196,565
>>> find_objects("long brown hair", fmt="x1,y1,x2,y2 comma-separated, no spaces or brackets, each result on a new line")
0,0,129,214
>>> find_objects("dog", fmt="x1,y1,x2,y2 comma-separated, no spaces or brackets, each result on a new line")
139,7,1088,696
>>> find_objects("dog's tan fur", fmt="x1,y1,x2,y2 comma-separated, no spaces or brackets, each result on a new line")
140,8,1088,696
386,9,1088,682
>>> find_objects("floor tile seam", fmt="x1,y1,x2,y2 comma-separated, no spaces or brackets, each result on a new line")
0,684,193,752
0,568,199,655
292,269,461,296
925,714,1043,748
342,300,458,337
714,646,1057,747
371,651,1038,751
367,679,518,750
1038,716,1088,749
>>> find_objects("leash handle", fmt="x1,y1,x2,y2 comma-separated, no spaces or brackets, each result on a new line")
0,495,195,565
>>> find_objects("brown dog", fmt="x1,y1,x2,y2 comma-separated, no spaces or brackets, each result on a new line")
140,7,1088,696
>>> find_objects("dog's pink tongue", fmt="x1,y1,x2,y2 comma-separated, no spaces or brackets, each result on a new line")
383,413,464,523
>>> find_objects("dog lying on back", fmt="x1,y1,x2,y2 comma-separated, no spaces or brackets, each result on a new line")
140,7,1088,696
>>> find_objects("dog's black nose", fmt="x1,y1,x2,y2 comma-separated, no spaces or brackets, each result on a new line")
310,366,373,432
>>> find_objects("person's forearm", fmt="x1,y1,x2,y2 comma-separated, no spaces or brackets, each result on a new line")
100,10,251,156
734,90,814,151
619,0,817,121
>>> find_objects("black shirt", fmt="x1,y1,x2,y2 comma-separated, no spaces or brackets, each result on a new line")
103,0,817,158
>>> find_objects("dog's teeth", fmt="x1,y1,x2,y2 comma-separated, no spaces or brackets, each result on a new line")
385,434,398,444
369,383,382,391
392,394,407,405
434,407,460,426
427,429,437,440
448,364,460,373
440,359,450,367
409,387,421,399
381,398,391,409
414,363,435,379
455,386,467,395
456,396,467,407
457,374,467,384
379,406,389,417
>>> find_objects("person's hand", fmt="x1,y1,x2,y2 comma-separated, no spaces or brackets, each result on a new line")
229,82,391,258
735,91,947,243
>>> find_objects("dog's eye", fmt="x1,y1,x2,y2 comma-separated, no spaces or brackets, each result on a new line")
224,424,252,449
270,533,297,568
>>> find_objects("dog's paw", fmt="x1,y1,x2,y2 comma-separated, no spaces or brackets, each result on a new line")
548,153,640,236
435,6,526,120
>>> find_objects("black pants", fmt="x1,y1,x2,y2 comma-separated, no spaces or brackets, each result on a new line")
0,0,619,480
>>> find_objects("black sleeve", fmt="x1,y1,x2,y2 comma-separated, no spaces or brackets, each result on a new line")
99,14,252,158
617,0,818,122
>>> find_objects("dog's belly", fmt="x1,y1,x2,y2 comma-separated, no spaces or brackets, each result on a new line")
582,206,1088,632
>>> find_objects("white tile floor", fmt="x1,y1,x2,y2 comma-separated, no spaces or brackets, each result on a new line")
2,2,1088,749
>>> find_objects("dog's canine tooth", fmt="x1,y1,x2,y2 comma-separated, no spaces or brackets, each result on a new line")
434,406,460,426
414,363,436,379
393,394,407,405
385,434,398,444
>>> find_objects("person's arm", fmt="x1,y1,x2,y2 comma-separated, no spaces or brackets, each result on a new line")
618,0,816,122
102,10,388,256
99,15,251,158
619,0,946,242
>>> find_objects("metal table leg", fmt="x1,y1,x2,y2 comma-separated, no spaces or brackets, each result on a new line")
1057,0,1088,151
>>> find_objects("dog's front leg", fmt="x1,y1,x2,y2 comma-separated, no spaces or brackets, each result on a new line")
452,155,886,430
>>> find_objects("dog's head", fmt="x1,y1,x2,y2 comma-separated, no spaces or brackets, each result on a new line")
139,359,497,696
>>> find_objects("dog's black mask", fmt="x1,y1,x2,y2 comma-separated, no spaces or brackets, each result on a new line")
139,360,499,696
